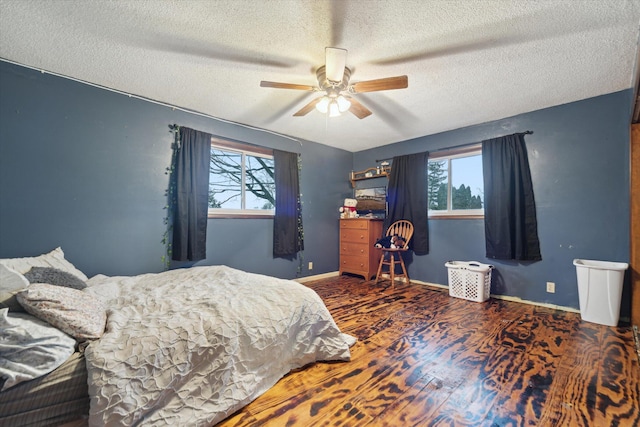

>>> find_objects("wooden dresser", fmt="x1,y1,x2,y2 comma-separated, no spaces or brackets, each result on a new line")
339,218,384,280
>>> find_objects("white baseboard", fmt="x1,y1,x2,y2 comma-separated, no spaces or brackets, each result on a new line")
409,278,580,313
297,271,580,314
295,271,340,283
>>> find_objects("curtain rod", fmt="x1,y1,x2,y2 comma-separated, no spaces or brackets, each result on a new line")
375,130,533,162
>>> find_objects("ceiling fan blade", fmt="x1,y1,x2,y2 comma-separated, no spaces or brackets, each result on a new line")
293,98,322,116
260,81,317,91
325,47,347,82
347,97,372,119
351,75,408,93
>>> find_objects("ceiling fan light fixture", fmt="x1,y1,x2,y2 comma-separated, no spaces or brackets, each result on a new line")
336,95,351,112
315,96,330,113
328,100,341,117
262,47,405,120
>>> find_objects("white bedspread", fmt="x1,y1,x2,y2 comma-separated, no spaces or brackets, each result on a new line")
84,265,355,426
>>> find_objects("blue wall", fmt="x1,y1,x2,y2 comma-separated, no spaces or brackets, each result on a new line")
0,60,633,317
0,61,353,279
354,90,632,314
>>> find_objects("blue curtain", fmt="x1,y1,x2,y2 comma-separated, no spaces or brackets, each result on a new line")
172,127,211,262
482,133,541,261
384,152,429,255
273,150,304,257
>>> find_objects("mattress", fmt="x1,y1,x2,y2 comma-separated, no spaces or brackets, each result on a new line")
0,351,89,427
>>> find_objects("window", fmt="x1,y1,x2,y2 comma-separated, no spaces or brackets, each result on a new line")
428,144,484,218
208,138,275,217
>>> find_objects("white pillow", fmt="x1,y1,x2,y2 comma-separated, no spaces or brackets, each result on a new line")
0,308,76,391
0,264,29,311
0,247,88,281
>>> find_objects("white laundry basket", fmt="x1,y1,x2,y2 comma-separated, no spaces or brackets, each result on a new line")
573,259,628,327
445,261,494,302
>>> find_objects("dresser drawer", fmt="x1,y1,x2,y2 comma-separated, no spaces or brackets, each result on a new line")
340,219,369,230
340,228,370,243
340,242,368,256
340,254,370,271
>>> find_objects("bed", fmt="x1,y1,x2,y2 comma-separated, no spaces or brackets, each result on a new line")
0,248,356,426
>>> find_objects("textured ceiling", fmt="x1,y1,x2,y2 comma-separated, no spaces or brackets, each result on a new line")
1,0,639,152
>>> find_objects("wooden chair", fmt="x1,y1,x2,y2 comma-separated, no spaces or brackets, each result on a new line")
375,220,414,286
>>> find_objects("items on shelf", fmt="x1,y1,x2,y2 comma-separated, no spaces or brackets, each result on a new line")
349,164,391,187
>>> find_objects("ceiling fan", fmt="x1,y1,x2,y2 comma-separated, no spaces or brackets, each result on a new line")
260,47,408,119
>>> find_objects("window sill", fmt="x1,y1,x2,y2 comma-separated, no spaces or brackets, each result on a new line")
428,214,484,220
208,212,274,219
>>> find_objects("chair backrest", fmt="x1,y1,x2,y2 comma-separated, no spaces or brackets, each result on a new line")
386,220,414,248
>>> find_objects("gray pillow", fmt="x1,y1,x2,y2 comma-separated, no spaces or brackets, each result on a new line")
24,267,87,290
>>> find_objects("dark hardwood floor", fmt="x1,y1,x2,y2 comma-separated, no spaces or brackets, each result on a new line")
218,275,640,427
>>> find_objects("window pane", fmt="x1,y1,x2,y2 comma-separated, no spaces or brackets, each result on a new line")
428,160,448,211
209,149,242,209
245,155,275,210
451,155,483,210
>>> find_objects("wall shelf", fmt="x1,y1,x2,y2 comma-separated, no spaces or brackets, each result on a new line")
350,166,391,188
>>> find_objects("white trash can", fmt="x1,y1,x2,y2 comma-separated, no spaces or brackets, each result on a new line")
573,259,628,327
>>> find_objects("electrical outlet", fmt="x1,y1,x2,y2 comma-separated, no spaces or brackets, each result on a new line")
546,282,555,293
308,262,313,270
